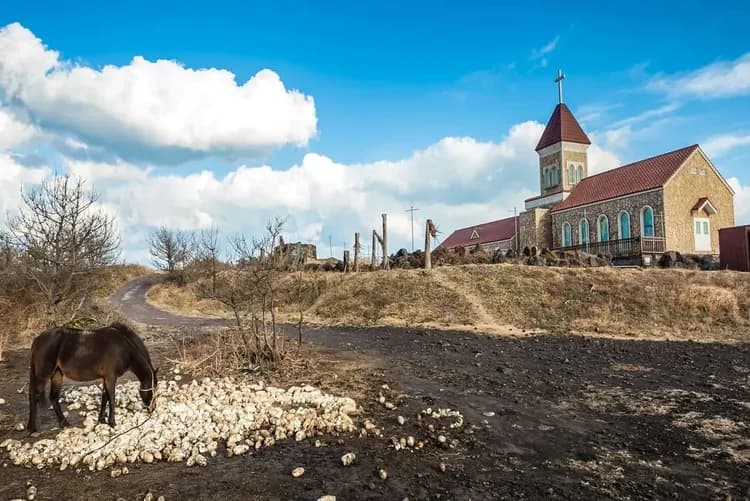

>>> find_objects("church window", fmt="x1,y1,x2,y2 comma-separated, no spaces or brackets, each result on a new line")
598,215,610,242
641,206,655,237
576,164,584,183
618,211,631,239
552,166,558,186
562,222,572,247
567,164,575,185
579,219,590,244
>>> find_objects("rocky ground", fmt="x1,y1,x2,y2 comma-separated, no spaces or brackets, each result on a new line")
0,277,749,500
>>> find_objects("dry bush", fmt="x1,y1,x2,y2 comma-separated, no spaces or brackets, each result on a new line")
165,327,287,376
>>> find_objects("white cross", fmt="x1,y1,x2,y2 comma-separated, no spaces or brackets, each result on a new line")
555,68,565,104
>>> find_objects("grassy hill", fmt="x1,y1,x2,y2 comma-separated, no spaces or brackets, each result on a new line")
147,264,750,342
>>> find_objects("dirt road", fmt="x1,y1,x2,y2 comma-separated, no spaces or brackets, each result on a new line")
1,275,749,500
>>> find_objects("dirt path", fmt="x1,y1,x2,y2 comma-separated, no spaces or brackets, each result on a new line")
1,276,750,500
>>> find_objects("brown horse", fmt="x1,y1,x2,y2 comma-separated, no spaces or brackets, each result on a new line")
28,322,158,433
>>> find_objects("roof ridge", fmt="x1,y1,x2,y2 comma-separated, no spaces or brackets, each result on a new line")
579,143,699,182
453,214,518,232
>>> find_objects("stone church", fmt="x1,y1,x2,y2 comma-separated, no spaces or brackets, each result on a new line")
442,73,736,262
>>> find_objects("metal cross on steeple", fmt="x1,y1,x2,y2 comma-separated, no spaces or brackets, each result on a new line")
555,68,565,104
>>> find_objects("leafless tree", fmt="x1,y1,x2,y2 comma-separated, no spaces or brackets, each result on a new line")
198,217,296,367
195,225,221,294
148,226,192,282
5,175,120,323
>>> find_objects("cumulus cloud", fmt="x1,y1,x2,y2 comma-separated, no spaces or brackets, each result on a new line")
648,52,750,99
61,121,552,261
0,106,37,149
0,153,49,217
0,23,317,161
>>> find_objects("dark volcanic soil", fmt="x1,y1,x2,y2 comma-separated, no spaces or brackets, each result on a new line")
1,275,749,500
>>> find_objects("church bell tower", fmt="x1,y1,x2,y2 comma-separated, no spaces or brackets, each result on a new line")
526,69,591,210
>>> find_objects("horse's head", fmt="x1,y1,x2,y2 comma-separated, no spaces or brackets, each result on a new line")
139,367,159,411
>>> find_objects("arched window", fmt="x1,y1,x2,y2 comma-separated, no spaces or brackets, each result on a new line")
618,211,631,239
641,206,655,237
543,168,549,188
567,165,575,185
579,219,590,244
562,222,572,247
598,215,610,242
576,164,584,183
551,166,558,187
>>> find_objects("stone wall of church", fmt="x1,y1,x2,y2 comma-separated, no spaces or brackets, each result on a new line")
663,150,735,254
519,208,552,250
550,190,665,248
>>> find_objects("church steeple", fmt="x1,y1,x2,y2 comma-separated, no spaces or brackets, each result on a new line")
534,69,590,201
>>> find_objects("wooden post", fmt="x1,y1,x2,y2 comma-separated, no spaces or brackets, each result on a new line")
371,230,377,269
343,250,350,272
425,219,436,269
354,232,360,272
381,213,389,270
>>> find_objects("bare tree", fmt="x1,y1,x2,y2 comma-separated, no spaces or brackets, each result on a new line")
5,175,120,323
148,226,192,281
196,225,221,294
199,217,293,367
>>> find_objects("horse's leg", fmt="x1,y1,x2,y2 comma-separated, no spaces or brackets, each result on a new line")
49,369,69,428
98,383,108,424
104,376,117,427
27,366,44,433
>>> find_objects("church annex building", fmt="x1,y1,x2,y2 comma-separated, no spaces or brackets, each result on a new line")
441,74,735,262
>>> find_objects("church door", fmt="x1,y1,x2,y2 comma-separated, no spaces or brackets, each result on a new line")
693,217,711,252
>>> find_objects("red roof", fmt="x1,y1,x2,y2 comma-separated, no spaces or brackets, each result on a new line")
440,216,518,250
535,103,591,151
552,144,699,212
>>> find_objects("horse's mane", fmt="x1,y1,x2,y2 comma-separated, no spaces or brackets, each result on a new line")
110,322,153,368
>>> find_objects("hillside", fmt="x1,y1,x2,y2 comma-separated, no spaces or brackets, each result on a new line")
147,264,750,342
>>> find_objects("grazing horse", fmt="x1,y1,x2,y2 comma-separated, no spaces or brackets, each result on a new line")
28,322,158,433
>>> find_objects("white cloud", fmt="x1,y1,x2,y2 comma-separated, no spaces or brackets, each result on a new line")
588,143,622,174
60,120,557,261
648,53,750,99
0,107,37,149
0,153,49,217
531,36,559,60
608,102,680,129
703,133,750,158
0,23,317,160
728,177,750,225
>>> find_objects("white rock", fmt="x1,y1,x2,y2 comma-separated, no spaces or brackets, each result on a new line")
378,468,388,480
291,466,305,477
341,452,356,466
396,416,405,426
0,398,5,405
14,423,24,431
317,497,336,501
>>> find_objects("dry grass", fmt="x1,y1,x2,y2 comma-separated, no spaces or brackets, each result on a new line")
146,264,750,342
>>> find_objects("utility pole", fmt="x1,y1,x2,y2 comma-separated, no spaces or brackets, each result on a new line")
513,207,518,254
329,235,333,258
405,205,420,252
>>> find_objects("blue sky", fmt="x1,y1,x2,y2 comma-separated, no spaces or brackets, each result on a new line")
0,2,749,262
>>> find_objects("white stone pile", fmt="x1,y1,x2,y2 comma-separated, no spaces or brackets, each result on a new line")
1,377,358,471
